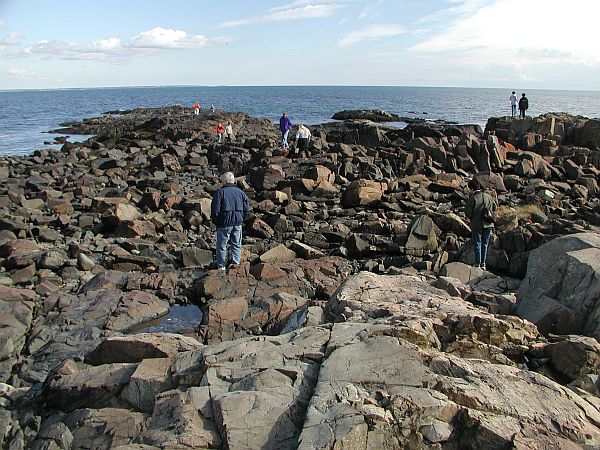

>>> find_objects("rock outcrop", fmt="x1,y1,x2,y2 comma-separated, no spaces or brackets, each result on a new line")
0,105,599,449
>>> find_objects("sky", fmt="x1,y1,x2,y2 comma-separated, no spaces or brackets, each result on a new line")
0,0,599,90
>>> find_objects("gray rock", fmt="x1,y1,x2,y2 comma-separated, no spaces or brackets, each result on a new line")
516,233,600,337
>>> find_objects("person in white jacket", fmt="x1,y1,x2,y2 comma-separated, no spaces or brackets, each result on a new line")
294,124,311,157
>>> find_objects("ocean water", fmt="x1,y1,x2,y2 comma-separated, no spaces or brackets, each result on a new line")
1,85,599,156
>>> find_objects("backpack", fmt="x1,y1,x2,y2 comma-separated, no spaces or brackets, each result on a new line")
479,192,496,224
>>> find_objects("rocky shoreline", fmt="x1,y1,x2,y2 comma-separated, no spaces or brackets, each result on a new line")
0,105,599,449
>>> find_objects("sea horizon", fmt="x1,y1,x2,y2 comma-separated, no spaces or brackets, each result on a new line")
2,85,600,156
2,84,600,94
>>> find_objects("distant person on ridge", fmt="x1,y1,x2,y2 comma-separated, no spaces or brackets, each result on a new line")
279,112,292,149
216,123,224,143
294,124,312,157
225,122,233,143
193,102,200,116
518,93,529,119
509,91,517,117
465,179,497,271
210,172,250,271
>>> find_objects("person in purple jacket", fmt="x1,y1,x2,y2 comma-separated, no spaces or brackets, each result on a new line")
279,112,292,149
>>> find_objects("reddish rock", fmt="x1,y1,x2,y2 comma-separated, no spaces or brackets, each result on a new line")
342,179,387,207
0,239,41,268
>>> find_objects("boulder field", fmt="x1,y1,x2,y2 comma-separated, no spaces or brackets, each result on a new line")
0,105,599,449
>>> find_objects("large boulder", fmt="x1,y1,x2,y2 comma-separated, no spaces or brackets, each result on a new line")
342,179,387,207
516,233,600,337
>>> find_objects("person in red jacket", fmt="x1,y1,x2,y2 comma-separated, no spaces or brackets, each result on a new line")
193,102,200,115
216,123,224,142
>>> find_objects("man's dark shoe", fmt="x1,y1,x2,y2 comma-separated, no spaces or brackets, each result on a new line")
228,263,239,269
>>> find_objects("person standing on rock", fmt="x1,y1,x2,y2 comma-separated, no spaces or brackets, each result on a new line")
225,122,233,143
465,179,497,271
294,124,312,157
510,91,517,117
279,112,292,149
216,123,224,143
193,102,200,115
518,93,529,119
211,172,250,271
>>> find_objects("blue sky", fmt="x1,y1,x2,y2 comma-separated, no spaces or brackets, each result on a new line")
1,0,598,90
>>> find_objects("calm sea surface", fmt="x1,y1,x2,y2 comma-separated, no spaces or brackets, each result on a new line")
1,85,599,156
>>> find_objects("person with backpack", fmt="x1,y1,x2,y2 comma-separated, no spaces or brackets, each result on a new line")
518,93,529,119
465,178,497,270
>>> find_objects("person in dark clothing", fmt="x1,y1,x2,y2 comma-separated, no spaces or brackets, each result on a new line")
518,93,529,119
210,172,250,270
465,178,497,270
279,112,292,149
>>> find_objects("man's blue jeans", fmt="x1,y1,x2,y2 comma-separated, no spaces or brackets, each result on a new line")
511,104,516,117
281,130,289,148
473,227,493,267
216,225,242,269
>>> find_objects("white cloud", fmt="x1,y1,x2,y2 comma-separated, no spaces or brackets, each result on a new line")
17,27,229,62
358,0,383,19
129,27,223,48
411,0,600,68
217,3,346,28
0,18,5,30
4,68,37,78
0,32,24,46
338,24,406,47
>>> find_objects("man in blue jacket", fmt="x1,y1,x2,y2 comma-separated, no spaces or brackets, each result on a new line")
211,172,250,270
279,112,292,149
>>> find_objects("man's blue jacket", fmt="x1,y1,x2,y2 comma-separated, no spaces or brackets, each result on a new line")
211,184,250,228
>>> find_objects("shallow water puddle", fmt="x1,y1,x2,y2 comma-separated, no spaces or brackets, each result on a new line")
130,304,203,334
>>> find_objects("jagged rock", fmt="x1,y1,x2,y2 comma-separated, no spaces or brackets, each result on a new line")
259,244,297,264
342,179,387,207
544,335,600,382
180,247,213,267
0,239,41,268
405,215,441,256
86,333,203,365
332,110,402,122
43,361,138,411
516,232,600,337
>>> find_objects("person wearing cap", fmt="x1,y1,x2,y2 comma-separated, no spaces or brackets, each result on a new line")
210,172,250,270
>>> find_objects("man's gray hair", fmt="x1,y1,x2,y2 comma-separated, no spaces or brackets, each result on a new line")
220,172,235,184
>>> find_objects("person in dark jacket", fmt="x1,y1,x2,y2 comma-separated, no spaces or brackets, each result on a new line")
518,93,529,119
279,112,292,149
211,172,250,270
465,178,497,270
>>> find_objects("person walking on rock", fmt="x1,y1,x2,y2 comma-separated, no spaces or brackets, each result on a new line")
509,91,517,117
518,93,529,119
294,124,312,157
465,179,497,270
216,123,224,143
193,102,200,116
210,172,250,271
279,112,292,149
